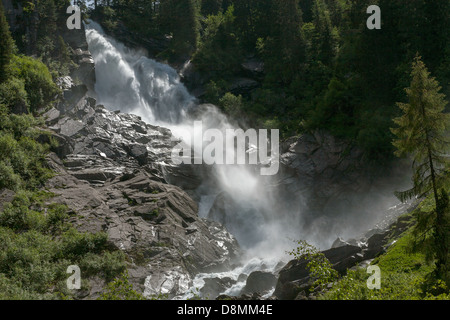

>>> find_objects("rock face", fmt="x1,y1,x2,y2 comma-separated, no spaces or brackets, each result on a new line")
43,83,240,299
241,271,277,295
61,23,96,92
273,131,410,242
200,277,236,299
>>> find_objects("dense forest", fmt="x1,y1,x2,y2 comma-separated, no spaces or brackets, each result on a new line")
3,0,449,160
84,0,450,162
0,0,449,300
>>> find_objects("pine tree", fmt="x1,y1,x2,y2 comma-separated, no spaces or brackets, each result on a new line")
391,55,450,285
263,0,306,85
160,0,200,56
201,0,223,16
0,0,14,83
311,0,335,65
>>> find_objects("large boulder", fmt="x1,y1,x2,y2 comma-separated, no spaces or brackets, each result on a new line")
273,244,363,300
200,277,236,299
241,271,277,295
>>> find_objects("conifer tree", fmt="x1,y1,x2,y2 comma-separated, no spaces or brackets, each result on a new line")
263,0,305,85
160,0,200,56
0,0,14,83
312,0,335,65
391,56,450,284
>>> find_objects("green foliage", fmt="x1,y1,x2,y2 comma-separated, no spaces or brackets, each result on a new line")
204,80,227,105
0,0,15,83
0,77,29,113
193,6,242,79
98,271,147,300
287,240,338,291
0,133,52,191
59,228,109,259
219,92,242,118
391,56,450,286
98,5,117,32
0,192,126,299
201,0,223,16
8,55,60,113
391,56,449,182
160,0,200,57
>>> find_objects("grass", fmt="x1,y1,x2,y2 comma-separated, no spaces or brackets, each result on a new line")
320,194,450,300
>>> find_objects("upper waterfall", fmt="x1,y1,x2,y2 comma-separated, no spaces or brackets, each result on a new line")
85,21,195,126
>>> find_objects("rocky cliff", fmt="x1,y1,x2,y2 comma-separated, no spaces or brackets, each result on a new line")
38,28,240,299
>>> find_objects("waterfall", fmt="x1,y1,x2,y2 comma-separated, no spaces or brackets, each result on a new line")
85,21,295,252
85,21,298,298
85,21,194,125
84,21,406,299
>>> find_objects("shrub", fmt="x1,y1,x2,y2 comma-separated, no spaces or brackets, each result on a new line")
287,240,339,291
9,55,59,113
98,271,147,300
0,77,29,113
59,228,109,258
219,92,243,117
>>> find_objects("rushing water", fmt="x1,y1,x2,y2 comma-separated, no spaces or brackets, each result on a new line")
85,21,294,298
84,21,406,299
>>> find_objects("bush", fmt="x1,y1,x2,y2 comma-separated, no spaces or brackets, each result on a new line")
0,193,127,299
219,92,243,117
79,251,126,281
8,55,59,113
0,132,52,190
0,161,22,191
287,240,339,291
59,228,109,258
98,271,147,301
0,77,29,113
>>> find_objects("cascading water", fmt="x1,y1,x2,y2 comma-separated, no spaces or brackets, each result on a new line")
85,21,195,125
84,21,407,299
85,21,297,298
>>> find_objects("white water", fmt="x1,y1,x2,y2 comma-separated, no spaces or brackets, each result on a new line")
84,21,405,299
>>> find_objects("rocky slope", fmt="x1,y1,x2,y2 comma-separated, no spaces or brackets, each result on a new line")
42,80,240,299
30,24,241,298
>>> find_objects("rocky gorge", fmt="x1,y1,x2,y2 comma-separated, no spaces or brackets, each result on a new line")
27,19,416,300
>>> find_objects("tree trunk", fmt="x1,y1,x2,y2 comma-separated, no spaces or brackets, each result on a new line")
421,94,449,283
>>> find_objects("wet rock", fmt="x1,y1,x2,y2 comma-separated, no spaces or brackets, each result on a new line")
276,130,409,242
364,231,389,260
274,244,363,300
241,271,277,295
332,237,350,249
43,95,241,298
229,77,260,97
45,158,240,298
241,57,264,79
200,277,236,299
61,23,96,91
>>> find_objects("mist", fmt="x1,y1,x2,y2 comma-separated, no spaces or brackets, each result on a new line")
85,20,412,297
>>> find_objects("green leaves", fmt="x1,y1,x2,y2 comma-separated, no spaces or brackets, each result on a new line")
98,271,147,300
0,1,14,83
0,192,126,299
391,56,449,201
391,56,450,287
287,240,338,291
9,55,60,114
